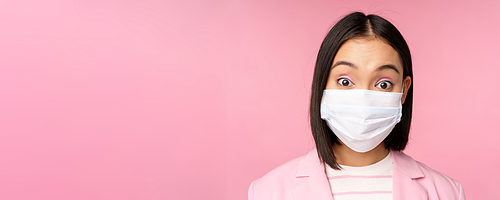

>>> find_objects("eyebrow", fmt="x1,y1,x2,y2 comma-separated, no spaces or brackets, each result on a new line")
332,61,357,69
331,61,400,74
376,64,400,74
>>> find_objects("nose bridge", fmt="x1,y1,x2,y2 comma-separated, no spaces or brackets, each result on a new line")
356,73,373,90
358,83,371,90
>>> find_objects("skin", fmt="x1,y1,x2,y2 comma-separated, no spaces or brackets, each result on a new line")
325,37,412,167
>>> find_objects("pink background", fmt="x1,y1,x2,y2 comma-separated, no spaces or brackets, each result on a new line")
1,0,498,199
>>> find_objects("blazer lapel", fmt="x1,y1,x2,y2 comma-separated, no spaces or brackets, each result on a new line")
290,149,429,200
291,149,333,200
392,151,428,200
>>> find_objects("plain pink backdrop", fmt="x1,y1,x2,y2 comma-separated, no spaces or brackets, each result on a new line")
0,0,498,199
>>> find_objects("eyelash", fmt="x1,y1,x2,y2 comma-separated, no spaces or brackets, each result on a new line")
337,77,394,90
337,77,354,87
376,80,393,90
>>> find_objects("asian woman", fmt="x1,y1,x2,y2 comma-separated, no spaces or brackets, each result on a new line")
248,12,465,200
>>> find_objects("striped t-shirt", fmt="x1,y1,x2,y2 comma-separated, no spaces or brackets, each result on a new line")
325,152,393,200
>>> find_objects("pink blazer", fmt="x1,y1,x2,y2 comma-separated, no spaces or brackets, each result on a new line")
248,149,465,200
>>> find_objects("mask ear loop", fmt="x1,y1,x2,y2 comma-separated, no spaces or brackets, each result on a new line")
400,82,405,105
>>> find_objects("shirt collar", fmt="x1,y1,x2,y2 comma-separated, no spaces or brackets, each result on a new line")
296,148,425,179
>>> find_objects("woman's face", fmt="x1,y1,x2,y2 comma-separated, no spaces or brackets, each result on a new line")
325,37,412,103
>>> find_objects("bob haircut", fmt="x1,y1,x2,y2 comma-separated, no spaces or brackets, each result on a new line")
310,12,414,170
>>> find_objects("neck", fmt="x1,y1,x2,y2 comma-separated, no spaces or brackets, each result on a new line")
332,141,390,167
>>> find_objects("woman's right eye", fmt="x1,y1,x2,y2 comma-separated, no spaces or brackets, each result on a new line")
337,78,353,87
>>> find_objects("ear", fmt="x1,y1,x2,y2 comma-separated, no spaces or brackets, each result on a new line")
401,76,412,104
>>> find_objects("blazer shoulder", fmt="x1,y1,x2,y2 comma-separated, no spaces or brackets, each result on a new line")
393,151,465,199
415,160,465,199
249,150,317,200
251,154,302,188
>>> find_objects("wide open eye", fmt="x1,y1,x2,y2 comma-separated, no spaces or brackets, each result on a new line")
337,78,353,87
376,80,393,90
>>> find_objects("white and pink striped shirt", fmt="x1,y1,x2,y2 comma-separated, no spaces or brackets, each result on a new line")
325,152,393,200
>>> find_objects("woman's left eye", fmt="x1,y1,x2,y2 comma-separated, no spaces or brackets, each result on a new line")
376,81,393,90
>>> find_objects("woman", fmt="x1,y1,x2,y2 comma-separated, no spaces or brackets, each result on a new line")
248,12,465,200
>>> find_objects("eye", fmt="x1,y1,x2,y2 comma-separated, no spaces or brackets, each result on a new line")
376,80,393,90
337,78,353,87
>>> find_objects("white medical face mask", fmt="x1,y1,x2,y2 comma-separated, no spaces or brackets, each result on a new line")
320,89,403,153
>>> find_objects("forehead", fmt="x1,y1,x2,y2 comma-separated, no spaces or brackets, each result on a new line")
333,37,402,71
